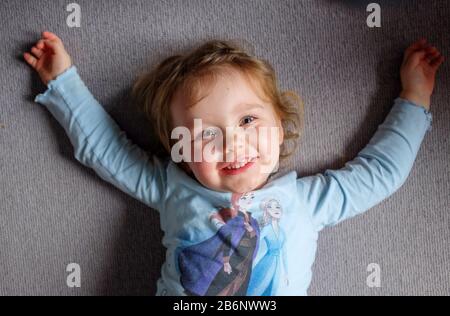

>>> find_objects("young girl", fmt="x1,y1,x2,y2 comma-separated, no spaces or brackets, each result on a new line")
24,31,444,296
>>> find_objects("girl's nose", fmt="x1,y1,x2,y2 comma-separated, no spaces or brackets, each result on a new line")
224,127,247,160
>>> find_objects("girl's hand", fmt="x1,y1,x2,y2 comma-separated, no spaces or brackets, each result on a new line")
399,38,445,111
23,31,72,86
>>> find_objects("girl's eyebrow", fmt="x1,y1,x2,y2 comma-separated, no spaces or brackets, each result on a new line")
233,103,265,112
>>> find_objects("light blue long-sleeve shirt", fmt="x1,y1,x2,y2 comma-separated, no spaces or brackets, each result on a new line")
34,66,432,296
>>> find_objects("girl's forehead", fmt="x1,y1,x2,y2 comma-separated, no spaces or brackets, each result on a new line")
169,69,280,133
173,69,265,114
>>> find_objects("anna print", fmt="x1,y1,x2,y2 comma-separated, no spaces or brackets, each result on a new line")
177,192,260,296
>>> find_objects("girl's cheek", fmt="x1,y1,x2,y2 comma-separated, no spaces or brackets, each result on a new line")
256,126,279,158
191,161,217,177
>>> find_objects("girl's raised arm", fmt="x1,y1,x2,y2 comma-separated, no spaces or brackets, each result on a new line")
296,38,443,231
297,98,432,231
25,32,168,212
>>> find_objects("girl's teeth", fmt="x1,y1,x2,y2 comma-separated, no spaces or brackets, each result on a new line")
225,158,254,170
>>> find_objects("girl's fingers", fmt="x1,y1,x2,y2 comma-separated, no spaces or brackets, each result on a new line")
42,31,63,45
24,32,64,69
426,51,440,63
36,40,45,49
426,50,439,57
406,50,427,68
40,39,60,53
409,38,427,51
423,46,441,62
430,54,444,69
425,46,437,53
31,46,43,58
23,52,37,68
403,38,427,62
42,31,58,41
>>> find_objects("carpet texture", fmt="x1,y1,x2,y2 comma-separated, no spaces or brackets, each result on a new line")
0,0,449,295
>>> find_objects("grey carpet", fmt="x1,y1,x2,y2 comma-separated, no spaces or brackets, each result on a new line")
0,0,449,296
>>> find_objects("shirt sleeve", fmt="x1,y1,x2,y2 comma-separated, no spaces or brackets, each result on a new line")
296,97,433,231
34,65,168,212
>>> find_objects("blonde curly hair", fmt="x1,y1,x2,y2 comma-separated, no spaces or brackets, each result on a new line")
131,39,304,166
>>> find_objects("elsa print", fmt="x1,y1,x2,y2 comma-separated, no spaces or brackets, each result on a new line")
247,198,289,295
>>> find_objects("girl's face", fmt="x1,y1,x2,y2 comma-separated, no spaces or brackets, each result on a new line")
170,66,284,194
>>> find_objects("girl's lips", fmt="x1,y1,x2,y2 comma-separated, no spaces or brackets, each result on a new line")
219,158,257,176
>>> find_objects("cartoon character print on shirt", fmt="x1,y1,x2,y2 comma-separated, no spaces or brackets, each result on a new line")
247,198,289,295
177,192,260,296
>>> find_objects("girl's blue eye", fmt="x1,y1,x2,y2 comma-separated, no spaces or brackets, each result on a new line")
240,116,256,126
202,128,217,140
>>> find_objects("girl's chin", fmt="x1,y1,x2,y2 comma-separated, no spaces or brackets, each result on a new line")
223,175,270,193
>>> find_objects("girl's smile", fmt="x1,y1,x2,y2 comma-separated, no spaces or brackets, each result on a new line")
219,156,259,176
